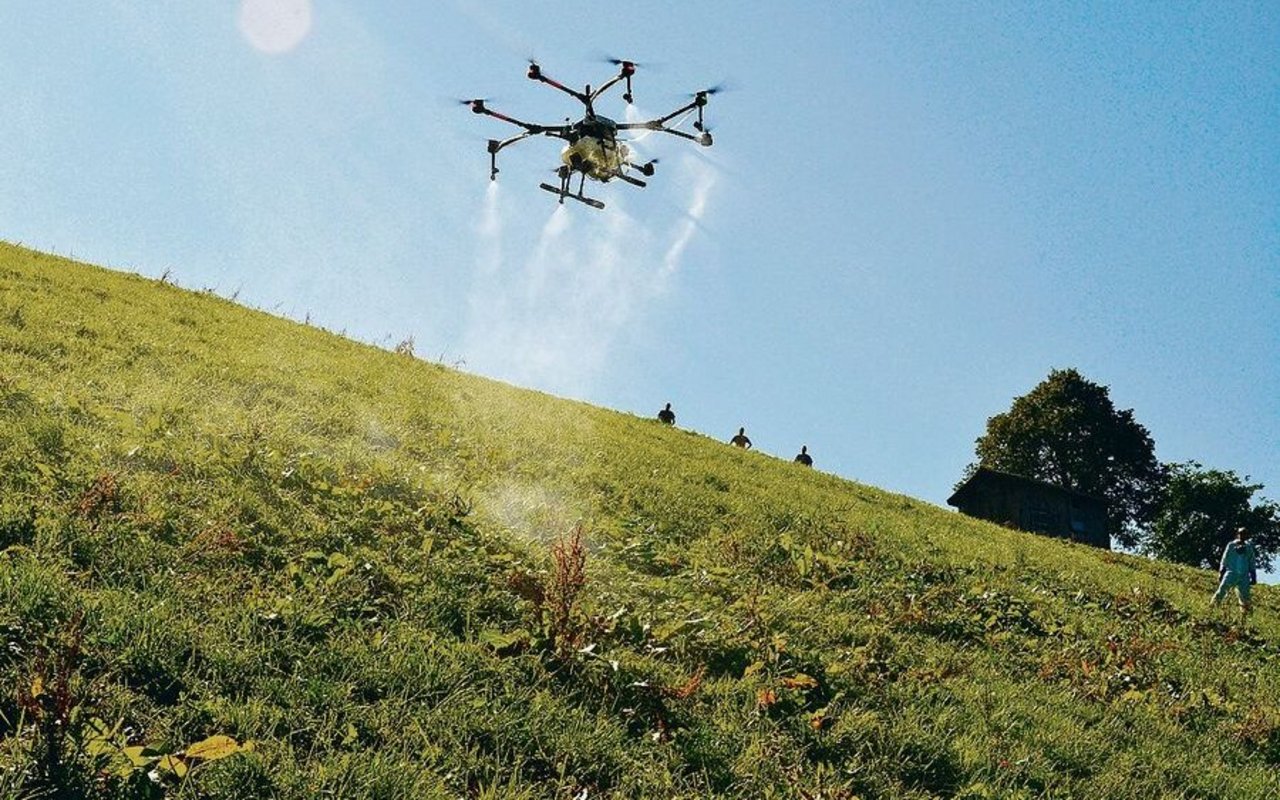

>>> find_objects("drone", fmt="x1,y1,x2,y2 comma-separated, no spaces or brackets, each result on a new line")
464,59,718,210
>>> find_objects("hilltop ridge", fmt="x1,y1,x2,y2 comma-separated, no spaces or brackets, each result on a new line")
1,242,1278,799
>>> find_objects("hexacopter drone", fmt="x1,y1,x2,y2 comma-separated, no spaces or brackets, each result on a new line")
464,59,718,210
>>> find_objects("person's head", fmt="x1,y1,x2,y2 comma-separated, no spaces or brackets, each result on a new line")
664,403,671,410
801,445,807,454
738,427,745,435
1236,526,1248,542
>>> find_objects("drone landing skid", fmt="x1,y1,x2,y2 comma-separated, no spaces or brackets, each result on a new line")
538,182,606,210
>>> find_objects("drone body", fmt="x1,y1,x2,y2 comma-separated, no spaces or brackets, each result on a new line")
561,115,628,181
466,60,717,210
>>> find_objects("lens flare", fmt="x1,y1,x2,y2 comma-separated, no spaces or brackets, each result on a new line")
238,0,313,55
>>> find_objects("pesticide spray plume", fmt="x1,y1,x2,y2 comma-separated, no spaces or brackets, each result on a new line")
479,180,502,240
661,155,717,281
463,152,718,400
473,179,503,286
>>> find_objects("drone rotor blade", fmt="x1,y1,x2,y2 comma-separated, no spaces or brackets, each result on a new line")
458,98,493,115
691,80,734,97
602,56,641,75
592,51,665,70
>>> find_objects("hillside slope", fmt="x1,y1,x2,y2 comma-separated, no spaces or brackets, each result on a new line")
1,242,1277,799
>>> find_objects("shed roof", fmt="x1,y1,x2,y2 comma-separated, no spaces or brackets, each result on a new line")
947,466,1107,508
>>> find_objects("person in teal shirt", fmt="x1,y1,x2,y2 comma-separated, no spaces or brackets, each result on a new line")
1211,527,1257,615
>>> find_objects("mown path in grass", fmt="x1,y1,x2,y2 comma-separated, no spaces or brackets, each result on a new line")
1,242,1277,798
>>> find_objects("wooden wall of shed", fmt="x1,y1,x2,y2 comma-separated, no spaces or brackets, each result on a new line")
954,477,1109,549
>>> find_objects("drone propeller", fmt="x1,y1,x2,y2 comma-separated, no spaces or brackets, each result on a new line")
592,55,642,103
690,83,731,101
458,98,491,113
684,84,728,136
594,52,653,68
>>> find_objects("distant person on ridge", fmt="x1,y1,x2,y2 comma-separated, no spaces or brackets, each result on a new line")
658,402,676,425
794,445,813,467
730,427,752,450
1211,526,1257,616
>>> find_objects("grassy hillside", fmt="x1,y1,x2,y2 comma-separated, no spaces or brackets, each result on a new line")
1,241,1277,799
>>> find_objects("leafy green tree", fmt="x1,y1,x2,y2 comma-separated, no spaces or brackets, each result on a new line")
969,368,1164,547
1146,462,1280,571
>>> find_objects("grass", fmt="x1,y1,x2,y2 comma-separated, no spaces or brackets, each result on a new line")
0,240,1277,798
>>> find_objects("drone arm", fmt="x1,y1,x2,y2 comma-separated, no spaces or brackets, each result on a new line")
650,127,708,145
490,131,535,153
527,63,589,105
617,91,707,130
485,133,528,180
617,121,711,146
590,73,626,101
618,88,714,146
591,67,637,105
485,128,570,180
616,99,712,146
652,99,701,127
466,99,552,134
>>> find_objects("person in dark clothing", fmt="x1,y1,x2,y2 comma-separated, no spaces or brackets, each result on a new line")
730,427,752,449
794,445,813,467
657,402,676,425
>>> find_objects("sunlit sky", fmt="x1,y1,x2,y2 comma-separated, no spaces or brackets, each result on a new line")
3,2,1277,572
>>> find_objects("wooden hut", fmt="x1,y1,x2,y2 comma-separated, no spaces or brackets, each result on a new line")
947,467,1110,549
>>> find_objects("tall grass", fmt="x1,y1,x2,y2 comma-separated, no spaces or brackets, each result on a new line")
0,242,1276,798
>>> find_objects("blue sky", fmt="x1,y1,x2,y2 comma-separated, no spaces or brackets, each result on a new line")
2,2,1277,573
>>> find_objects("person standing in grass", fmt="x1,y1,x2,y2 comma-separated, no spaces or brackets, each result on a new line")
657,402,676,425
730,427,752,449
794,445,813,467
1211,526,1257,616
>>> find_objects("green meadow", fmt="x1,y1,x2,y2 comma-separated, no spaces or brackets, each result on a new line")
1,241,1277,798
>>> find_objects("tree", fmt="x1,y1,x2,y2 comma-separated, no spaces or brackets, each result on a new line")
1145,462,1280,571
969,368,1164,547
